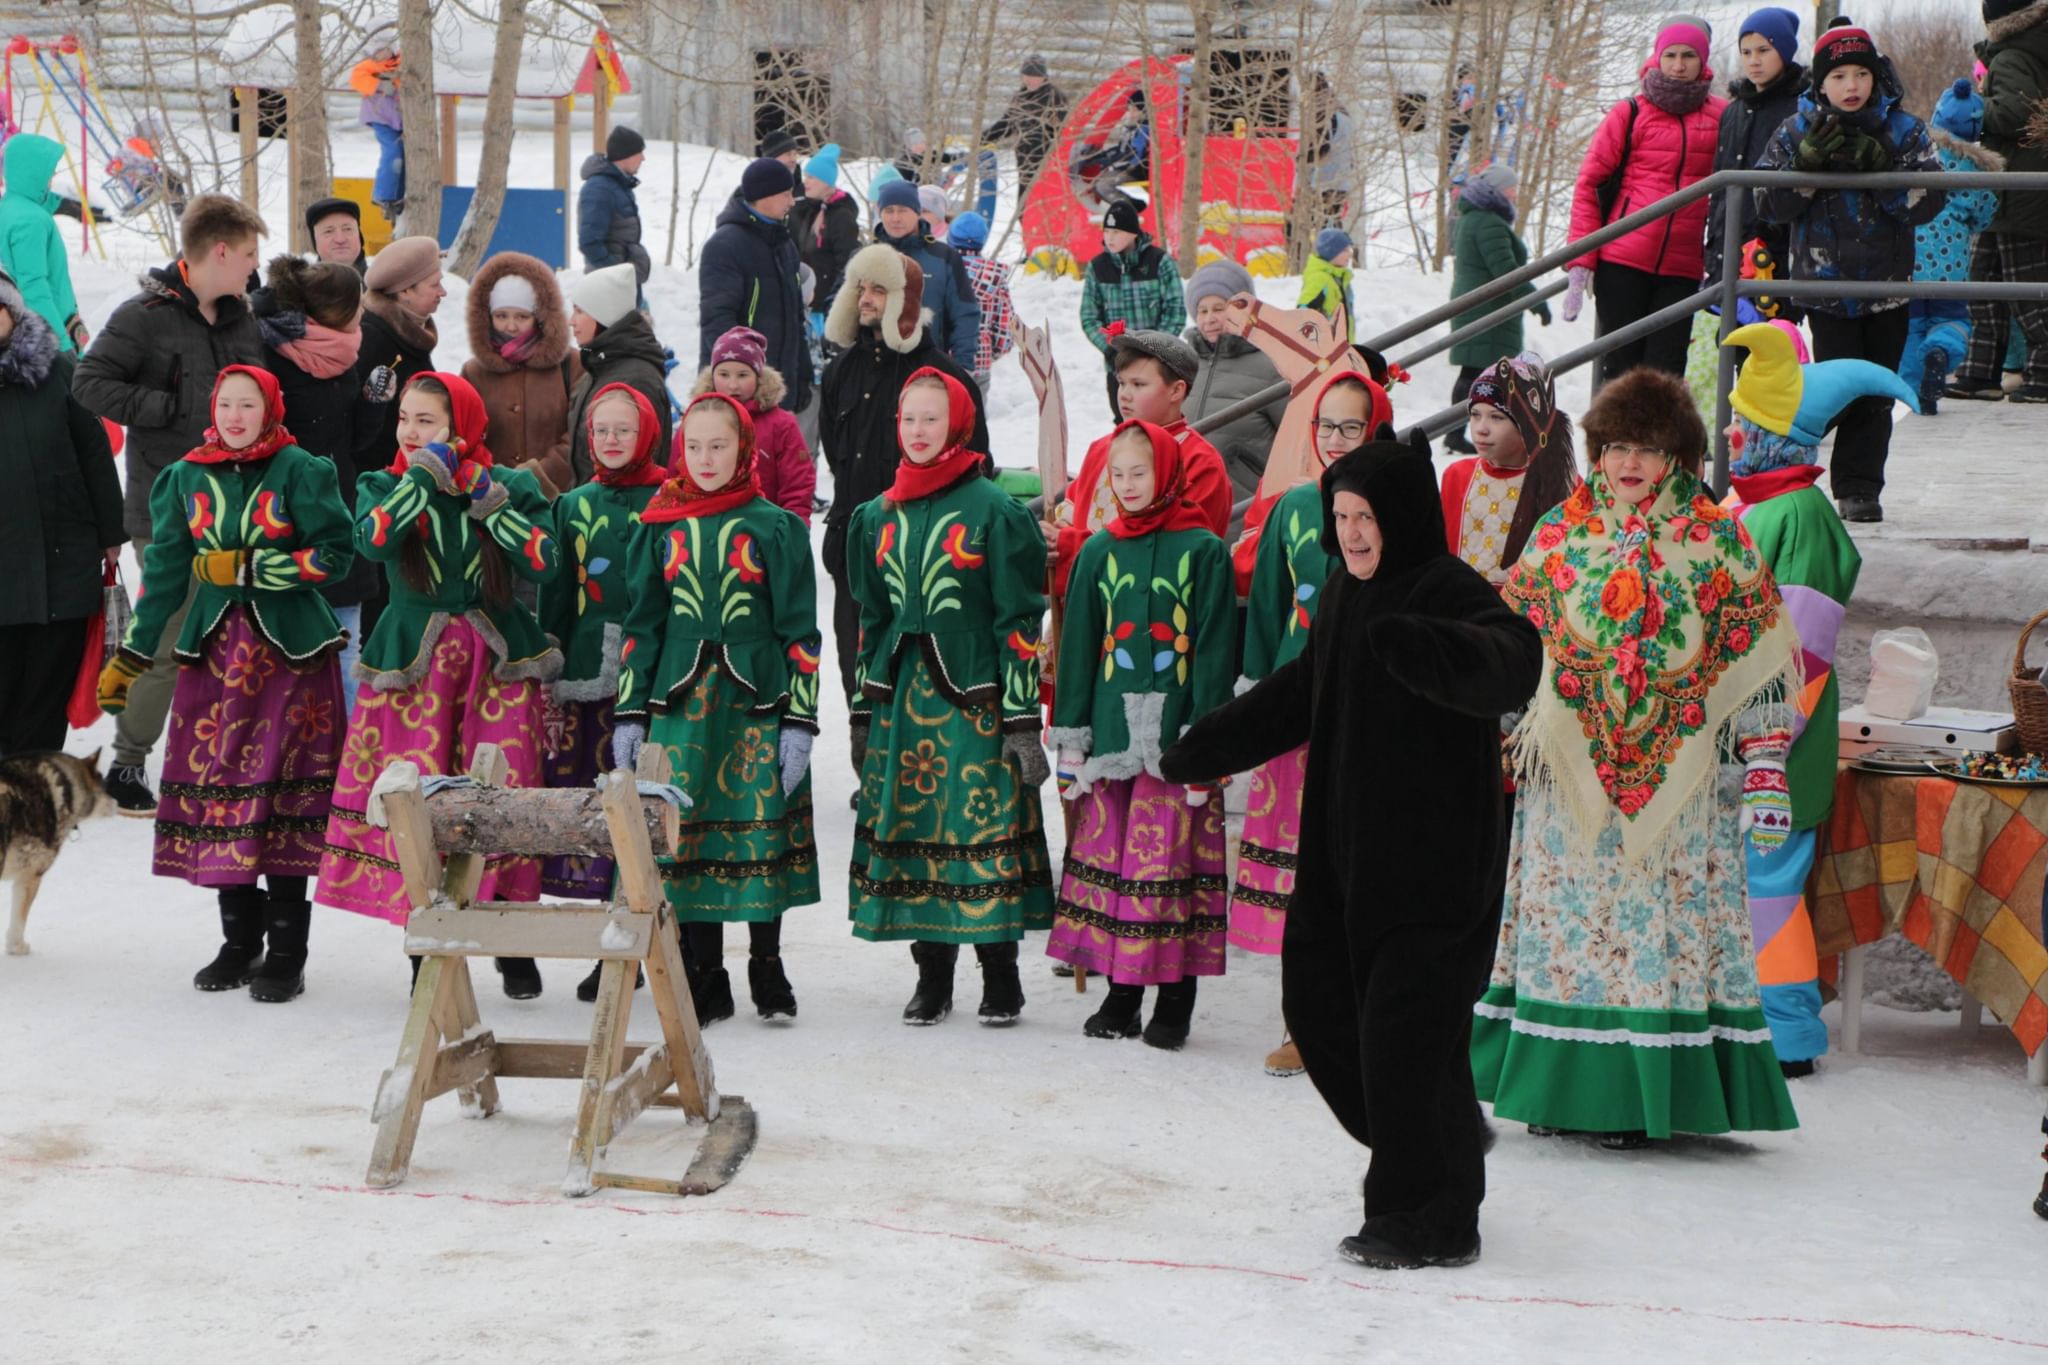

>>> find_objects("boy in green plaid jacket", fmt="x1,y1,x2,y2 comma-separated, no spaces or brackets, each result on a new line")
1080,199,1185,418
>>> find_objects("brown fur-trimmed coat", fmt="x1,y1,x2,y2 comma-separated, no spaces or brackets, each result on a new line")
459,252,581,497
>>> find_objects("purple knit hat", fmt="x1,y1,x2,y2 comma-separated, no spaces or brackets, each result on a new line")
710,325,768,375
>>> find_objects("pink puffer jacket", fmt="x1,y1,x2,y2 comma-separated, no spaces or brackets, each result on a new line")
1568,75,1727,280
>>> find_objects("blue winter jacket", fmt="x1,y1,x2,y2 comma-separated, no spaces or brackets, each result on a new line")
874,224,981,372
1754,91,1945,318
577,154,650,283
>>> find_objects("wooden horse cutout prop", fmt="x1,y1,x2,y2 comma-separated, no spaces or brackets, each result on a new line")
364,742,757,1198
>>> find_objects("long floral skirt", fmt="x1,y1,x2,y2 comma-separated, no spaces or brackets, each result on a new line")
653,663,819,923
1227,744,1306,954
152,607,341,886
1048,772,1228,984
849,652,1052,944
315,618,546,922
540,696,619,899
1470,777,1800,1138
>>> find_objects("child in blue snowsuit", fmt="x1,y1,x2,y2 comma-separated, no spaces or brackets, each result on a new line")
1898,79,2001,413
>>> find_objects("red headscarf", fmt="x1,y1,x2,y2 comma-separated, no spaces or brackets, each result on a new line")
388,371,495,474
584,382,668,488
185,364,296,464
886,366,987,502
1307,368,1394,472
641,392,760,523
1104,419,1214,540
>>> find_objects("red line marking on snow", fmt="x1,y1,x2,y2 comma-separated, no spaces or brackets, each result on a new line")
8,1152,2046,1350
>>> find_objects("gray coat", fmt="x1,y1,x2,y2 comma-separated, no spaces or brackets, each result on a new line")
1183,328,1286,507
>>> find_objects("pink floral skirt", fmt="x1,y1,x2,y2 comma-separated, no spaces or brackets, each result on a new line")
315,618,546,922
1048,771,1228,985
152,607,341,886
1228,744,1306,954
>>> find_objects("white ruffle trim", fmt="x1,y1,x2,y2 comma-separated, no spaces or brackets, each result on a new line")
1472,1002,1773,1048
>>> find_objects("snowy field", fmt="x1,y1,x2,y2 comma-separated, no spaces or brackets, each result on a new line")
5,106,2045,1365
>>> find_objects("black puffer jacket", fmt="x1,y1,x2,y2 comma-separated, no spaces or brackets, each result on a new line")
1703,63,1805,287
350,293,437,476
263,321,378,608
567,309,673,486
0,308,124,626
789,190,862,313
697,194,813,411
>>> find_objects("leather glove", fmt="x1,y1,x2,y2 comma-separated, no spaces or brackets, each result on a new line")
190,548,247,588
363,365,399,404
610,720,646,771
1841,130,1894,173
459,459,508,517
1056,748,1090,801
97,652,147,714
779,727,814,795
1794,117,1845,173
406,440,459,494
849,719,870,770
1737,735,1792,855
1003,731,1050,788
1561,266,1591,323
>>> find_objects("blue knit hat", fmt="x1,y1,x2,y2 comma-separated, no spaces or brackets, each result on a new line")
1314,228,1354,261
1933,78,1984,142
1738,7,1801,67
876,179,921,212
949,211,989,252
804,142,842,187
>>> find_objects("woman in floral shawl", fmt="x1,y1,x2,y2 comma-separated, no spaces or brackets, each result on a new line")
1471,366,1802,1149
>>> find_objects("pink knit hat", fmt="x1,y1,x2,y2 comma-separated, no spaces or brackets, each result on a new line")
1654,15,1712,57
709,325,768,375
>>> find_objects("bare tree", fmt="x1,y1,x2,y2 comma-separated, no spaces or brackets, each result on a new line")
1176,0,1217,276
447,0,530,276
289,0,333,225
396,0,441,238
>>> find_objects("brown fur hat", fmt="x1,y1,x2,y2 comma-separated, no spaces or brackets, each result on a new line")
1579,366,1707,476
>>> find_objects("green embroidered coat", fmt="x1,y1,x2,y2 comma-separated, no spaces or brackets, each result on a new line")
614,498,822,733
1240,480,1334,685
539,480,660,704
120,444,353,666
351,463,562,687
845,476,1044,734
1049,526,1234,782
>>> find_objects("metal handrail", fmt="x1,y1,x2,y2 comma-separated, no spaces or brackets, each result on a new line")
1186,167,2048,500
1391,278,1568,371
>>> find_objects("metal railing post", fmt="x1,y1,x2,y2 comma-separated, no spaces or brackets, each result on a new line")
1711,182,1746,499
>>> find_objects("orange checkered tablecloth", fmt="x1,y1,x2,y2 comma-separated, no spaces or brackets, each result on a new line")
1811,768,2048,1059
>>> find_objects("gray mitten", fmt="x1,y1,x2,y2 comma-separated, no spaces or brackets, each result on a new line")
1003,731,1051,787
850,719,870,770
611,720,646,771
779,727,814,795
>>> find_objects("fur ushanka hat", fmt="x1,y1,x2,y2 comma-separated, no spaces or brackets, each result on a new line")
1579,366,1708,475
825,243,931,353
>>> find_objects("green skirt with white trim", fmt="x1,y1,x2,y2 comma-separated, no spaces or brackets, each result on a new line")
1470,782,1798,1139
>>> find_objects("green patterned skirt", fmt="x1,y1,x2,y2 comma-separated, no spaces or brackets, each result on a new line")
651,663,819,923
849,651,1053,943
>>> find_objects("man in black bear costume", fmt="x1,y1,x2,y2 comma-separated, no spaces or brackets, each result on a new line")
1163,431,1541,1269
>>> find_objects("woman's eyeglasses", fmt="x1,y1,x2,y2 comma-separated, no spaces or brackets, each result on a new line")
1315,418,1370,442
1599,442,1667,462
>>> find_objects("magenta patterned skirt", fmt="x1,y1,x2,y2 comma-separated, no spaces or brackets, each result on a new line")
1048,771,1228,985
315,618,546,923
540,696,617,899
1229,744,1306,954
152,607,341,886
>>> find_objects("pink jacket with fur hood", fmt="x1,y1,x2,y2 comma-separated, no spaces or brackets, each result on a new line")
1568,69,1727,280
688,365,816,522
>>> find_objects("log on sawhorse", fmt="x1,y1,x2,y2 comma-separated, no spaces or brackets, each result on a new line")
362,742,756,1198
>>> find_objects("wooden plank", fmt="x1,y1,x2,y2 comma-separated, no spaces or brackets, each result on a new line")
496,1038,646,1080
421,1028,500,1102
365,955,453,1188
555,96,572,266
403,905,652,960
425,786,677,859
381,780,443,914
587,1097,756,1197
602,767,664,917
439,94,459,186
236,88,259,210
565,960,634,1196
592,79,610,157
441,745,511,906
600,1042,676,1135
442,957,500,1116
644,904,716,1121
635,745,682,852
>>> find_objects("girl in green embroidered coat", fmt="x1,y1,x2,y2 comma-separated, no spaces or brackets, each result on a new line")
537,383,668,911
315,373,562,1006
846,367,1052,1027
611,392,822,1023
99,365,353,1003
1047,420,1234,1048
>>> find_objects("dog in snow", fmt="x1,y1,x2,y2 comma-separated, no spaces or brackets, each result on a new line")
2,750,117,956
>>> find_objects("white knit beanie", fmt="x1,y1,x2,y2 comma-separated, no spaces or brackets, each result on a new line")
572,263,638,329
488,273,538,314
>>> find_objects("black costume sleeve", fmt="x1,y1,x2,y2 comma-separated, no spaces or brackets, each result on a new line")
1367,570,1542,719
1160,628,1314,782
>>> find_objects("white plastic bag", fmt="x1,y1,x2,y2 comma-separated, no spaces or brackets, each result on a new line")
1865,627,1937,721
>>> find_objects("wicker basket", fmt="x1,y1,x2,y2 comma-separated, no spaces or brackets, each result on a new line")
2014,608,2048,757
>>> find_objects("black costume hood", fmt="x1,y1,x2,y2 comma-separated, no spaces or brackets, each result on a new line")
1320,430,1448,581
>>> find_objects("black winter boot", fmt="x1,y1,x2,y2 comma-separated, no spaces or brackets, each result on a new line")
974,942,1024,1026
748,955,797,1019
1142,978,1198,1051
248,887,310,1003
576,962,645,1002
902,941,958,1025
194,886,267,991
1083,982,1144,1039
496,957,543,1000
694,967,736,1026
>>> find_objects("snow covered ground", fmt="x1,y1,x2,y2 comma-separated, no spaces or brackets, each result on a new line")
8,116,2047,1365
